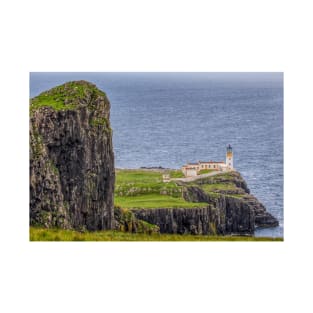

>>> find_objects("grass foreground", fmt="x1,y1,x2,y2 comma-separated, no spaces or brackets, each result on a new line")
30,227,283,241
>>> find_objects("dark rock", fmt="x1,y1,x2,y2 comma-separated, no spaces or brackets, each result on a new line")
114,207,159,234
30,81,115,231
131,206,220,235
182,173,279,232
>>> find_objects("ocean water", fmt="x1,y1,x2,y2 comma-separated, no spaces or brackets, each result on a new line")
30,72,284,237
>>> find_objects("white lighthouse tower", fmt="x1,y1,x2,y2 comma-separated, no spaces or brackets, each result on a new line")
226,144,233,169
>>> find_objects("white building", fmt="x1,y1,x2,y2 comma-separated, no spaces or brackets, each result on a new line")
181,145,234,177
183,166,198,177
182,161,225,177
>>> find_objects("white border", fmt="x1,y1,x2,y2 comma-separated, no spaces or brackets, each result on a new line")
1,1,313,312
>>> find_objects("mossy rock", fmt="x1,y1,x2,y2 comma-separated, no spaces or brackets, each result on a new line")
114,207,159,234
30,80,107,113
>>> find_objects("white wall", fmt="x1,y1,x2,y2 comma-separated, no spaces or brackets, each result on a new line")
186,168,197,177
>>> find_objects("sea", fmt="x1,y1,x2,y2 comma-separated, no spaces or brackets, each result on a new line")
30,72,284,238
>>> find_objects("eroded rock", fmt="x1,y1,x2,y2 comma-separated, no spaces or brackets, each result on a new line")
30,81,115,231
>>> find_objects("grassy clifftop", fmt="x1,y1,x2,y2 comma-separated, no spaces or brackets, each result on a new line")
115,169,207,208
184,171,250,199
114,169,249,209
30,80,107,112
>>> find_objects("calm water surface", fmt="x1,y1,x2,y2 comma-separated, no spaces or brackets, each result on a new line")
30,73,283,237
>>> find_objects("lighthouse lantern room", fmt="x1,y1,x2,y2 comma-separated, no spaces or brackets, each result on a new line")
226,144,233,169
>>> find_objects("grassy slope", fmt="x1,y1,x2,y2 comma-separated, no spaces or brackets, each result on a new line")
115,169,207,208
115,194,205,208
168,170,185,178
30,227,283,241
114,169,251,208
198,169,215,175
187,171,247,199
30,80,106,112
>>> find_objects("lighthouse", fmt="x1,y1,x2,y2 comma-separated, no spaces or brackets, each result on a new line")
226,144,233,169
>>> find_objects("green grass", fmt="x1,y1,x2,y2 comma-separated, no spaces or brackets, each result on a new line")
116,169,163,184
115,194,207,209
30,80,106,113
205,191,246,200
200,183,246,198
115,169,208,208
201,183,237,191
115,170,183,197
114,169,252,209
198,169,215,175
209,172,235,180
169,170,185,178
184,171,248,199
29,227,283,241
227,194,246,199
114,169,246,209
115,169,181,197
115,182,182,197
90,117,108,127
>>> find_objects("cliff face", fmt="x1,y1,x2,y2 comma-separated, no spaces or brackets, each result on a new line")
30,81,115,231
129,171,278,235
132,206,221,235
182,171,279,230
131,201,255,235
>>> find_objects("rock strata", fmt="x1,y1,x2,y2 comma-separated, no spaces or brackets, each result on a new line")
132,206,221,235
30,81,115,231
130,171,278,235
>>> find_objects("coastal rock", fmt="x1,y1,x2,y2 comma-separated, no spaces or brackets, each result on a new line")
114,207,160,234
131,206,221,235
30,81,115,231
130,171,278,235
132,202,255,235
182,171,279,231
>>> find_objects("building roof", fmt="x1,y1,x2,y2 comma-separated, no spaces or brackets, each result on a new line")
182,160,226,168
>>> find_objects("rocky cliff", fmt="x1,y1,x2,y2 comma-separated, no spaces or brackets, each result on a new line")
30,81,115,231
132,206,221,235
181,171,279,231
131,202,255,235
129,171,278,235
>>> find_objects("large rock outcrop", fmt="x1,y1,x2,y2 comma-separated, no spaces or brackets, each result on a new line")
30,81,115,231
